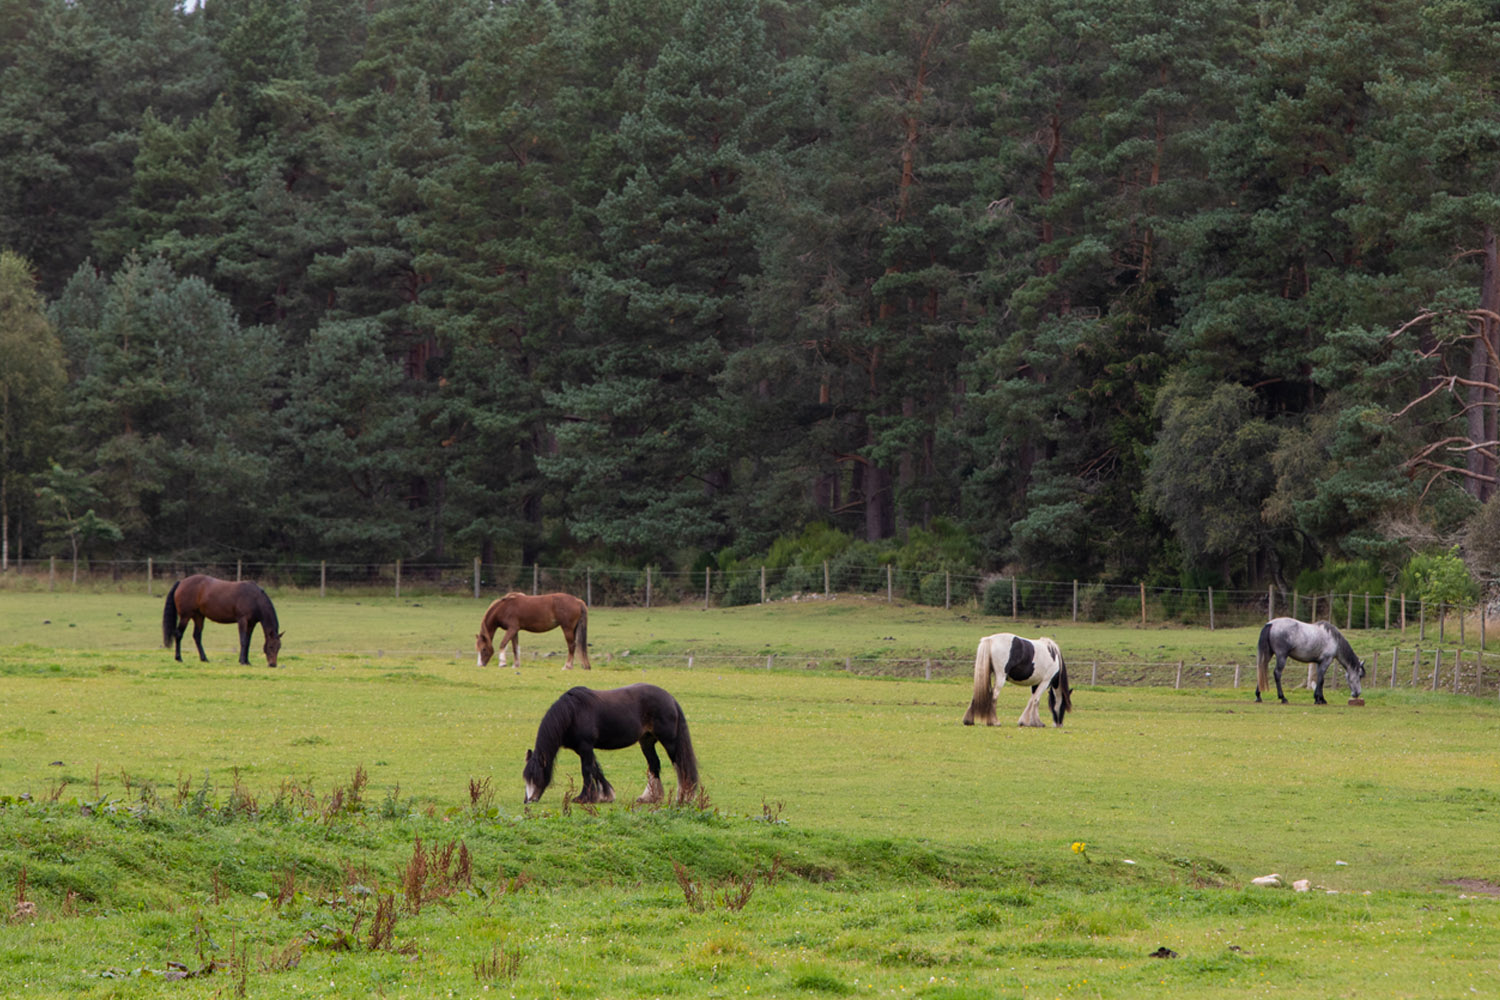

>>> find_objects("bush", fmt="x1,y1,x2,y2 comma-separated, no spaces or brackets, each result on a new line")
916,572,950,607
720,571,761,607
1399,548,1479,607
982,578,1013,617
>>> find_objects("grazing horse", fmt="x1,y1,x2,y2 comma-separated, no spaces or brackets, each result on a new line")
162,574,282,668
523,684,698,805
476,592,590,670
1256,617,1365,705
962,632,1073,728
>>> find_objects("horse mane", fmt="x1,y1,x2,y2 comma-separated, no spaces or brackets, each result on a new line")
531,687,591,787
1043,638,1072,714
1320,621,1358,666
253,585,279,633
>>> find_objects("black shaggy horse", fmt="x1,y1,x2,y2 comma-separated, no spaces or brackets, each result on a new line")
522,684,698,805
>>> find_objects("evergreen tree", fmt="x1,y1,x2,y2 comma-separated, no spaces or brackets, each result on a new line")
0,250,67,567
543,0,777,555
50,256,283,556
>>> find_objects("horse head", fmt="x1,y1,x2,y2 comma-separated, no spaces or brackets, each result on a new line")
475,631,494,667
1345,657,1366,698
264,630,283,668
522,748,549,803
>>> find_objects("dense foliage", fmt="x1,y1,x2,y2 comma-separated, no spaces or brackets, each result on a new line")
3,0,1499,589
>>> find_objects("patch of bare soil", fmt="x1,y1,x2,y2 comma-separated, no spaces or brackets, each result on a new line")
1444,878,1500,896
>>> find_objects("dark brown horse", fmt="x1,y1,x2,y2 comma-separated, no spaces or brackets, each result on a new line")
162,574,282,668
476,592,589,670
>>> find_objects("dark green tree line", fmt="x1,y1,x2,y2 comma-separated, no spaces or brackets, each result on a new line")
2,0,1496,591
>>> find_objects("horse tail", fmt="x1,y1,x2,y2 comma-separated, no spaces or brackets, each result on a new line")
577,602,589,664
162,581,181,647
1047,640,1072,724
669,697,700,804
963,636,996,725
1256,622,1272,693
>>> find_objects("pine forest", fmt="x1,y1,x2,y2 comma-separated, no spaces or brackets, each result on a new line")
2,0,1499,602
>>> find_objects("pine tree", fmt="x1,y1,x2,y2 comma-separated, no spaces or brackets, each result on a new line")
0,251,67,567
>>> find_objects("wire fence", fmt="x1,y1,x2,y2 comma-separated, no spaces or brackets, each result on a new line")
6,555,1500,699
2,555,1493,639
579,645,1500,700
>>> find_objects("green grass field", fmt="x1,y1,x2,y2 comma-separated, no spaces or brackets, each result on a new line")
1,592,1497,998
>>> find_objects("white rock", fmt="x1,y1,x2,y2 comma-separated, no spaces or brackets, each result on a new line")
1251,874,1281,887
1293,879,1311,892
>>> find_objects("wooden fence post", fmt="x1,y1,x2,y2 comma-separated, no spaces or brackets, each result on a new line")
1073,579,1079,622
474,557,480,599
1432,648,1441,690
1412,648,1420,686
1209,587,1215,631
762,566,767,604
1346,593,1352,629
1012,576,1018,619
236,558,242,582
147,557,153,597
824,560,830,597
705,568,711,610
49,555,55,591
320,560,326,598
1268,584,1275,621
1390,647,1397,688
1292,589,1299,620
646,567,652,609
1174,661,1183,689
886,564,892,603
532,563,539,595
1139,582,1146,627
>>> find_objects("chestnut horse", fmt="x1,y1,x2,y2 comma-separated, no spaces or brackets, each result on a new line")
162,574,282,668
476,591,589,670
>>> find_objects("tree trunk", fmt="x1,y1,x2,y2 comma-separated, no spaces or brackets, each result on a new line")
1470,225,1500,502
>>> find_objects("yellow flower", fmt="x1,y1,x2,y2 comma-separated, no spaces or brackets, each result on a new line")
1071,841,1086,854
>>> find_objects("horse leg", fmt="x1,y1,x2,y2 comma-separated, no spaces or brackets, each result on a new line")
499,627,520,669
577,748,614,804
173,615,188,662
237,620,252,666
1273,654,1289,703
191,615,208,662
560,622,577,670
1313,658,1331,705
1018,687,1044,727
636,737,664,804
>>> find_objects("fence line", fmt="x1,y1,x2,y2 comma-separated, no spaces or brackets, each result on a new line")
1,555,1492,647
456,646,1500,699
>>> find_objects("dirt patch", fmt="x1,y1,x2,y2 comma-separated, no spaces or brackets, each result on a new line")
1444,878,1500,896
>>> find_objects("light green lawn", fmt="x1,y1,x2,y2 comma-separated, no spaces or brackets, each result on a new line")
0,593,1497,997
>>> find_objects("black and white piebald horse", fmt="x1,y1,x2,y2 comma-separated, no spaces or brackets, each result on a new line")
962,632,1073,728
1256,617,1366,705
